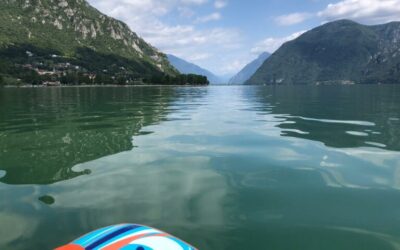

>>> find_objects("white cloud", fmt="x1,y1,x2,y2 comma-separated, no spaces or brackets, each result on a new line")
214,0,228,9
97,0,169,17
187,53,212,61
251,30,307,54
220,59,248,74
275,12,312,26
178,7,195,18
146,26,241,51
196,12,222,23
181,0,209,5
87,0,243,75
318,0,400,24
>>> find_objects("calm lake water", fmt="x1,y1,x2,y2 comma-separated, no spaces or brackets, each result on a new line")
1,85,400,250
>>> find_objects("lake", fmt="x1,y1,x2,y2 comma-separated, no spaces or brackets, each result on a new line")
1,85,400,250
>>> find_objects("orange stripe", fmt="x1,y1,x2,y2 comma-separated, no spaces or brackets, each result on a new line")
54,244,85,250
102,233,167,250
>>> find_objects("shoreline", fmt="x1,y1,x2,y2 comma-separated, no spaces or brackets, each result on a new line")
2,84,210,88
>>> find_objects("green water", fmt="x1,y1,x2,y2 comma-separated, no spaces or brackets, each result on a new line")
1,85,400,250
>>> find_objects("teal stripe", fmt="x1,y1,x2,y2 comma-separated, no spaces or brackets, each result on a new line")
74,225,126,247
91,226,154,250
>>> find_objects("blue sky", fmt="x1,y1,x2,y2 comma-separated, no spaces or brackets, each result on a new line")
87,0,400,76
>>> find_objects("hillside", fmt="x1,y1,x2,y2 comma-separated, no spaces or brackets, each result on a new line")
167,54,221,84
0,0,201,85
229,52,270,84
247,20,400,85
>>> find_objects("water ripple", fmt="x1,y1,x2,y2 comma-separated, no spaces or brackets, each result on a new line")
283,116,376,126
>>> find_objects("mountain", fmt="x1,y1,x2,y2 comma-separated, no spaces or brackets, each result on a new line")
229,52,270,84
247,20,400,85
167,54,222,84
0,0,191,85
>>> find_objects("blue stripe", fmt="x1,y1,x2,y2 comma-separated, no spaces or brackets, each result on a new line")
86,225,140,250
74,225,122,246
93,226,154,250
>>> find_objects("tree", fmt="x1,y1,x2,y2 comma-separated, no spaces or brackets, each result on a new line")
77,73,90,85
20,70,41,85
60,73,78,85
116,75,127,85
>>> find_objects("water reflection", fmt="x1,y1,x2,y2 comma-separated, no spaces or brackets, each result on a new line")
0,212,39,247
38,195,55,205
0,87,207,184
1,86,400,250
0,90,232,249
242,85,400,150
240,85,400,190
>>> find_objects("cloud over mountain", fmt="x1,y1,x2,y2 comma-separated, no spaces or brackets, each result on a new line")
318,0,400,24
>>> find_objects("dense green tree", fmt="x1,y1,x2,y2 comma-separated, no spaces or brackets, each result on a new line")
20,70,41,85
0,44,209,86
77,73,91,85
116,75,127,85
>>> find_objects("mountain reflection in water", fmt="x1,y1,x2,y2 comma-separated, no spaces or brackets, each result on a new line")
1,85,400,250
0,87,207,184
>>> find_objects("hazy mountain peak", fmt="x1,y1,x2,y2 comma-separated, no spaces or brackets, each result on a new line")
167,54,222,84
229,52,271,84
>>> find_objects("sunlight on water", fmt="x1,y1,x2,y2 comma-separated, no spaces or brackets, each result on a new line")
346,131,370,137
282,116,376,126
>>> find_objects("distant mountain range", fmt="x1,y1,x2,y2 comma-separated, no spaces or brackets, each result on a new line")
2,1,398,87
0,0,211,85
247,20,400,85
167,54,222,84
229,52,270,84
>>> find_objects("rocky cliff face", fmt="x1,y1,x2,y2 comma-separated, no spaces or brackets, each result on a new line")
247,20,400,85
0,0,177,75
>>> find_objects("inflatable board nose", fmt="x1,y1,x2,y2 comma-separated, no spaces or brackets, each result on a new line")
55,224,196,250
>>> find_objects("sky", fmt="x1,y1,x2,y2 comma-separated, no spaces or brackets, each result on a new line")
87,0,400,77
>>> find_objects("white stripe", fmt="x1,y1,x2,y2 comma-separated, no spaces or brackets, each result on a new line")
99,229,161,249
129,236,184,250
